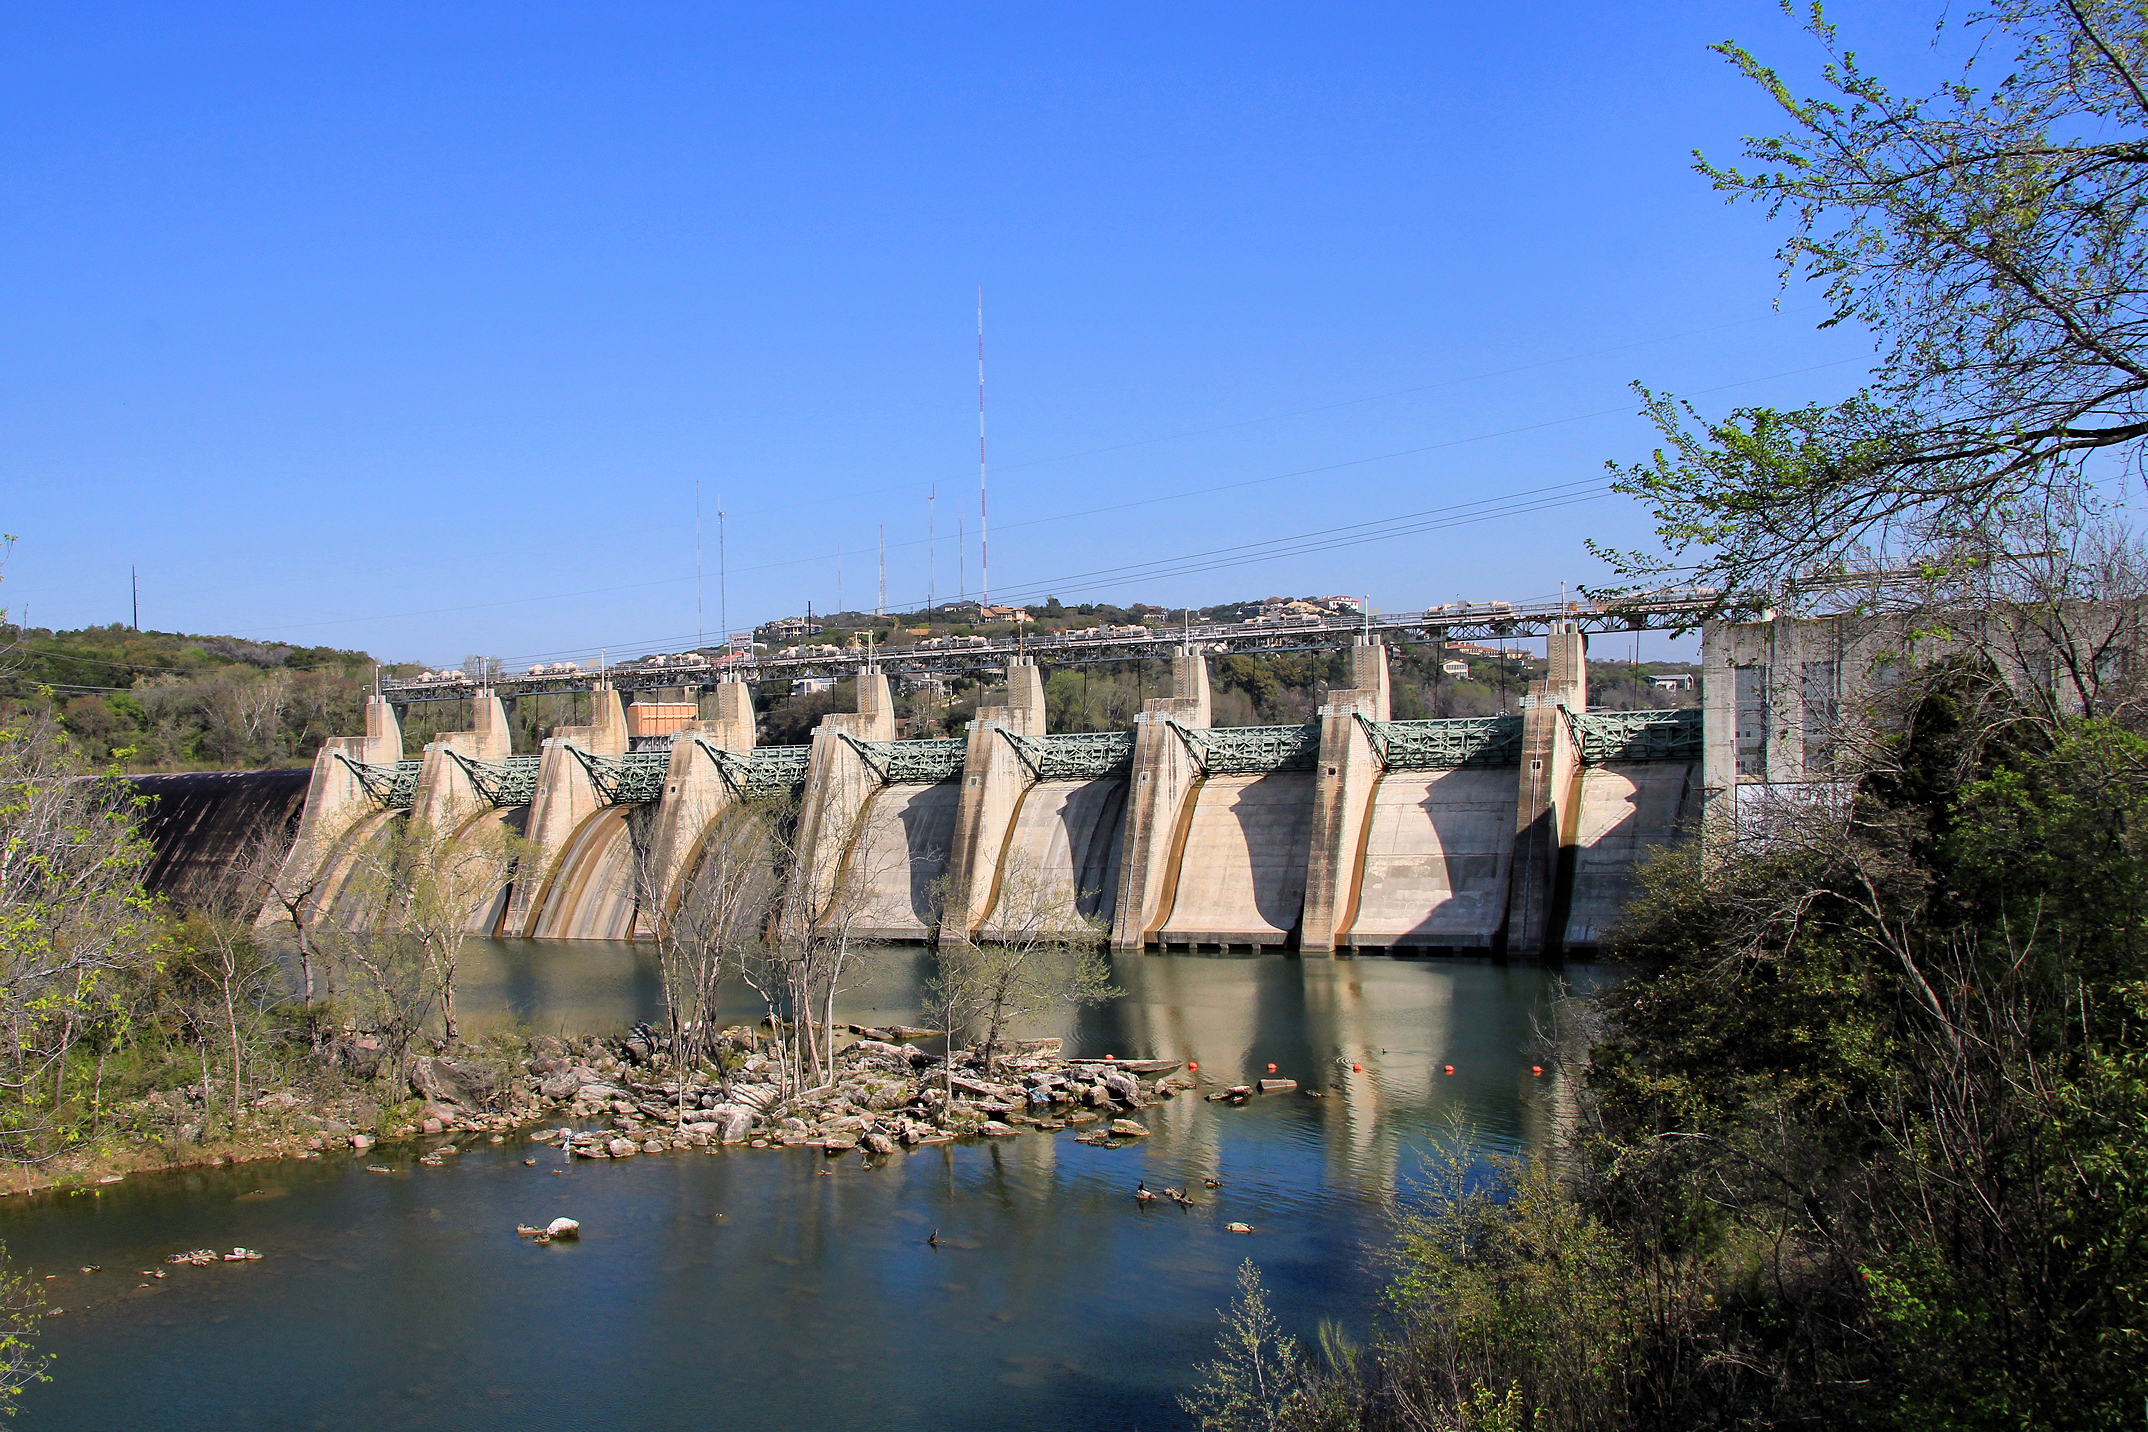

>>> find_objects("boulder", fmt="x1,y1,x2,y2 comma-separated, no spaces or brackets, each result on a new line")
349,1133,375,1151
641,1139,665,1154
606,1138,638,1158
1109,1119,1149,1137
861,1131,897,1155
719,1108,754,1144
409,1057,498,1110
545,1217,579,1238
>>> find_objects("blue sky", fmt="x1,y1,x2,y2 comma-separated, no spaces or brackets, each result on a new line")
1,2,1948,667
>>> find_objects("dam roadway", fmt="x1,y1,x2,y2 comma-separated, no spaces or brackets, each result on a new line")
263,609,1713,958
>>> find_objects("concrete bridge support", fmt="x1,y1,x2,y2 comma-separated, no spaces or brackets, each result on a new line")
411,688,513,831
257,696,404,933
1300,638,1391,953
502,684,628,936
783,667,897,938
1503,627,1586,956
642,679,758,926
1110,651,1212,951
943,658,1047,942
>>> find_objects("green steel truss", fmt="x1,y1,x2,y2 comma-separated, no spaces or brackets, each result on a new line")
338,755,423,809
840,734,967,784
698,741,811,797
998,728,1136,781
1171,721,1320,775
1572,708,1701,763
1362,715,1524,769
444,751,540,806
570,747,673,805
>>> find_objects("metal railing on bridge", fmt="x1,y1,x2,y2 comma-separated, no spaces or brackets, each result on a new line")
839,735,967,784
1572,708,1701,763
337,755,423,809
696,741,811,797
1172,722,1321,775
444,751,540,806
569,747,672,805
1362,715,1525,769
998,728,1136,780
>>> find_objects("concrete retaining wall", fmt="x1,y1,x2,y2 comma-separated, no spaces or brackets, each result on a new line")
829,780,963,941
1340,768,1518,949
976,775,1128,937
1156,770,1316,947
1561,760,1695,949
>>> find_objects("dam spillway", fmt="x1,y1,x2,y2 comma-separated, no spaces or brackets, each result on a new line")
259,629,1700,956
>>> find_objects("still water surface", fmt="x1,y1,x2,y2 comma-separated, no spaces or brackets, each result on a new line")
6,944,1606,1430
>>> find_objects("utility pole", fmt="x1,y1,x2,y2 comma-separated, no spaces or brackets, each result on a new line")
131,566,138,632
695,482,704,648
877,524,886,617
718,497,728,645
928,485,937,614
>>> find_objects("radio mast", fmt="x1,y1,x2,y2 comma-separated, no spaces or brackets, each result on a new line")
977,287,989,606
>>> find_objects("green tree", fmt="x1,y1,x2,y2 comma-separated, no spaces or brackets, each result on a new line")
1608,0,2148,599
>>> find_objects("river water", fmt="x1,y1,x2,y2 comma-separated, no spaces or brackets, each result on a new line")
4,944,1607,1431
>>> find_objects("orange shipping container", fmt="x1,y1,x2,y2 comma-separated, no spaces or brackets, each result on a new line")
625,702,698,738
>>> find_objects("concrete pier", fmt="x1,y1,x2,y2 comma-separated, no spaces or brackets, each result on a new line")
1300,642,1390,953
641,678,758,926
411,688,513,832
1503,628,1586,957
783,667,897,938
502,684,627,937
256,696,405,933
942,658,1047,941
1109,651,1212,950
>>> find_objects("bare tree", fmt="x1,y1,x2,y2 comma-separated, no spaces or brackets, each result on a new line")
631,796,784,1132
342,816,524,1045
928,871,1115,1075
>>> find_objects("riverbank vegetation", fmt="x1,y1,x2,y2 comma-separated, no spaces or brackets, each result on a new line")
1183,1,2148,1425
1190,668,2148,1429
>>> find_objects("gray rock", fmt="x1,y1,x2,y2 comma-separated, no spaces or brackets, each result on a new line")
409,1056,497,1110
861,1131,897,1155
720,1109,753,1144
607,1138,638,1158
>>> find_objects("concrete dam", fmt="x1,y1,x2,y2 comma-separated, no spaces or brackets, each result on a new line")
261,627,1698,956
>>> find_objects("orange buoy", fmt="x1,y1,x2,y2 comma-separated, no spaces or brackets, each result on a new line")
1105,1054,1115,1061
1443,1065,1455,1075
1187,1060,1198,1071
1266,1063,1277,1073
1350,1063,1362,1072
1531,1065,1543,1076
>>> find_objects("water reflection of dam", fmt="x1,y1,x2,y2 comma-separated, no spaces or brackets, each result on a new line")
256,631,1698,956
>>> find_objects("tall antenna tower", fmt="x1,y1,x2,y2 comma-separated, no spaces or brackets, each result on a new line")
977,287,990,606
877,524,886,617
927,485,937,613
958,515,966,603
718,497,728,644
694,482,704,648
